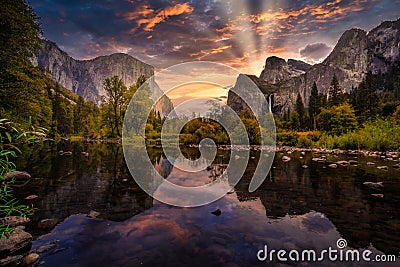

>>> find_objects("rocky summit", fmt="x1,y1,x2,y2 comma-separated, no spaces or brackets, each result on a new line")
36,40,174,116
228,19,400,115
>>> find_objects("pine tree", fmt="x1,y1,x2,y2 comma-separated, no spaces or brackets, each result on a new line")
352,72,379,122
309,82,320,130
328,75,345,107
0,0,50,126
295,93,305,130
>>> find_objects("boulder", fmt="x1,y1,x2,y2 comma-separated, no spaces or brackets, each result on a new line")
282,156,291,162
328,164,338,169
0,227,32,258
377,166,388,170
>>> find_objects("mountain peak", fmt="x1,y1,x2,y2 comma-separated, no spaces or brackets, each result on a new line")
260,57,310,84
37,39,154,104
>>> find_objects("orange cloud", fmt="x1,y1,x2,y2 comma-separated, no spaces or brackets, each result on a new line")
131,3,194,32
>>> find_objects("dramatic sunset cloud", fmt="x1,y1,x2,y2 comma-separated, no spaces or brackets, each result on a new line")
32,0,400,75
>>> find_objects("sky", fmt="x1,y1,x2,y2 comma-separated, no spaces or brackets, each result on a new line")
32,0,400,75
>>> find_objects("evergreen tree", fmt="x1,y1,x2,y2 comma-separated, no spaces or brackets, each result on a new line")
295,93,305,130
309,82,320,130
328,75,345,107
352,72,379,122
0,0,50,125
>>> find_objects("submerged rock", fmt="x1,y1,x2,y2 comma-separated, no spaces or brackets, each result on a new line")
211,209,221,216
377,166,388,170
38,219,59,229
282,156,291,162
371,194,384,198
328,164,338,169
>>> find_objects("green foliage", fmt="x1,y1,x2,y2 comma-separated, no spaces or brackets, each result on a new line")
295,93,305,129
351,72,379,123
0,118,46,239
277,132,298,147
289,111,300,131
309,82,321,130
101,76,128,138
327,75,346,107
317,102,358,135
0,0,51,127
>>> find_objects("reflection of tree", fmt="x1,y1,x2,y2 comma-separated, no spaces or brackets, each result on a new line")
234,151,400,255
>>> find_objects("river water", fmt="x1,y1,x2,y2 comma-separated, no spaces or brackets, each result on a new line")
13,141,400,266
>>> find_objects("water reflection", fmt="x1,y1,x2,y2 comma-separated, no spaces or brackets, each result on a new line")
13,142,400,265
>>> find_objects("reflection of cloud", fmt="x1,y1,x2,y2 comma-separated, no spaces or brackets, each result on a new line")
300,43,332,63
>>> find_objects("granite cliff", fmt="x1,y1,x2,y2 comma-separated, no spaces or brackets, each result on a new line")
37,40,174,116
228,19,400,115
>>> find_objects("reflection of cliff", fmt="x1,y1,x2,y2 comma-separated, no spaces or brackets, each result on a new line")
235,152,400,255
15,142,153,237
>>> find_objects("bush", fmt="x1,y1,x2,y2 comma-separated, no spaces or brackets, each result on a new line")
318,102,358,135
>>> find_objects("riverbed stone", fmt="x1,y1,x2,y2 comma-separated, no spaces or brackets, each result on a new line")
282,156,291,162
0,216,30,228
377,166,388,170
38,219,59,229
22,253,39,266
0,227,32,258
87,210,100,218
3,171,31,183
24,195,38,200
328,164,338,169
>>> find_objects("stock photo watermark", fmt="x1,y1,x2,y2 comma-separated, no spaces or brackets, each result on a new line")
257,238,397,263
122,61,276,207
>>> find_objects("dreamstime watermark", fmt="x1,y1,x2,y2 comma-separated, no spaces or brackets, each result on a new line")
257,238,398,263
122,61,276,207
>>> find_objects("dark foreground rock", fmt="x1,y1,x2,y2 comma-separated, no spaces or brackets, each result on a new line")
0,227,32,259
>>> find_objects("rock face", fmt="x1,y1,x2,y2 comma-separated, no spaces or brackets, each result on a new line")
38,40,154,104
368,19,400,74
228,19,400,115
260,56,311,84
37,40,174,116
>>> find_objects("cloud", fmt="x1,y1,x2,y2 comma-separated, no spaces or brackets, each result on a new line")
300,43,332,63
131,3,194,32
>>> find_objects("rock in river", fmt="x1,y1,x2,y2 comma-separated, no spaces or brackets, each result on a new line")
0,227,32,258
282,156,291,162
363,182,384,190
22,253,39,266
211,209,221,216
